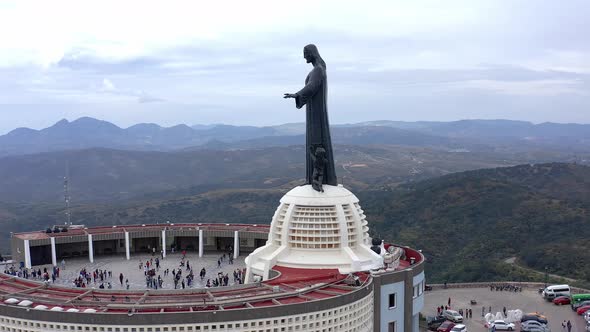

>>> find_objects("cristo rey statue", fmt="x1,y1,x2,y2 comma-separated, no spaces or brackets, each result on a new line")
284,44,337,192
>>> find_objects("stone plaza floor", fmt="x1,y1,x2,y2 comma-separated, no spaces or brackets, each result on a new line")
422,287,588,331
36,252,246,290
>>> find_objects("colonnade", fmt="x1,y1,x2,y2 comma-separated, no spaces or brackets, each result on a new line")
24,229,242,267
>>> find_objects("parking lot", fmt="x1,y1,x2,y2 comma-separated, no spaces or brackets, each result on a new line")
422,287,588,331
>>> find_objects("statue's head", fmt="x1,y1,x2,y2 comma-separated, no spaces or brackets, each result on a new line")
303,44,318,63
303,44,325,68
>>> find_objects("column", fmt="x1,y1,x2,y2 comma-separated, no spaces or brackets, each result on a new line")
24,239,32,269
233,231,239,259
125,231,130,260
50,237,57,267
88,234,94,263
161,229,166,258
198,229,203,258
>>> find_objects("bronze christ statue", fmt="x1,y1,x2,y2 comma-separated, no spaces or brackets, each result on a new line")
284,44,337,191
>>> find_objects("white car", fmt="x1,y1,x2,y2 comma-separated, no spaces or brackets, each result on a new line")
521,320,549,332
443,309,463,323
450,324,466,332
488,320,515,331
585,310,590,321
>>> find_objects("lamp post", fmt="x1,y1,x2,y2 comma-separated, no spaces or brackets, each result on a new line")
544,266,548,288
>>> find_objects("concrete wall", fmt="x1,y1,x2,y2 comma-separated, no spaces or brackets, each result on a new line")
0,280,374,326
10,237,24,265
379,280,405,332
413,270,425,315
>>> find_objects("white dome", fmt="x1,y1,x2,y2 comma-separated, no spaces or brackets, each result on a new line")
245,185,382,281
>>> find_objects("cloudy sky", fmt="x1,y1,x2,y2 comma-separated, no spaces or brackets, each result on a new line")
0,0,589,134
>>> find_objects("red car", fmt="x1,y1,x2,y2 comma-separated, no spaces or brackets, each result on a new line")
577,305,590,315
553,296,571,305
437,321,456,332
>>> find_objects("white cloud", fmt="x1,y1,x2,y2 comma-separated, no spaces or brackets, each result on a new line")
454,79,588,96
524,50,590,74
0,0,589,129
0,0,494,67
102,78,115,92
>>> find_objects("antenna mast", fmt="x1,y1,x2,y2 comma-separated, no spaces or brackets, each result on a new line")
64,161,71,226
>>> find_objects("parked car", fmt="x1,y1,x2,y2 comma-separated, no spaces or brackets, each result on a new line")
542,284,571,300
521,320,550,332
553,296,571,305
427,315,447,330
486,320,515,331
521,313,549,325
524,328,551,332
442,309,463,323
584,310,590,321
574,300,590,310
450,324,466,332
437,321,456,332
578,305,590,315
425,284,433,291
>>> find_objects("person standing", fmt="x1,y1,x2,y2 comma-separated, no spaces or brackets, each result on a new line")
567,320,572,332
119,273,124,286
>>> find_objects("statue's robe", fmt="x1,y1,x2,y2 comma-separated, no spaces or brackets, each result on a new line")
295,64,337,186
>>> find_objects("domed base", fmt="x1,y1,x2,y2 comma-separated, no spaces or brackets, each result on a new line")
245,184,383,282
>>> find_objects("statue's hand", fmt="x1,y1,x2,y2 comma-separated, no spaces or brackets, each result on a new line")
283,93,297,99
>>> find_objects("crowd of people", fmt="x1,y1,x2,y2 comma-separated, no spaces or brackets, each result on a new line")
2,265,60,283
72,268,116,288
489,283,523,292
2,247,247,291
131,249,246,289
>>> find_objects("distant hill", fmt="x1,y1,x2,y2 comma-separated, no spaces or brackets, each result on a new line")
2,117,590,156
361,162,590,284
192,126,462,151
0,144,537,203
4,163,588,286
355,119,590,140
0,117,283,156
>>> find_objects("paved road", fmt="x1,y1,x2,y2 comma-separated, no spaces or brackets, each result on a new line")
504,257,578,283
422,287,588,331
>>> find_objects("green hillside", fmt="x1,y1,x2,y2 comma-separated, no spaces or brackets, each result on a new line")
2,162,589,288
361,163,590,285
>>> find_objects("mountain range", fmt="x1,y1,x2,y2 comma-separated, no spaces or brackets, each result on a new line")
2,117,590,156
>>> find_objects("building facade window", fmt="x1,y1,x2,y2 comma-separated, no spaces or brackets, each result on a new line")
388,321,396,332
388,293,396,309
